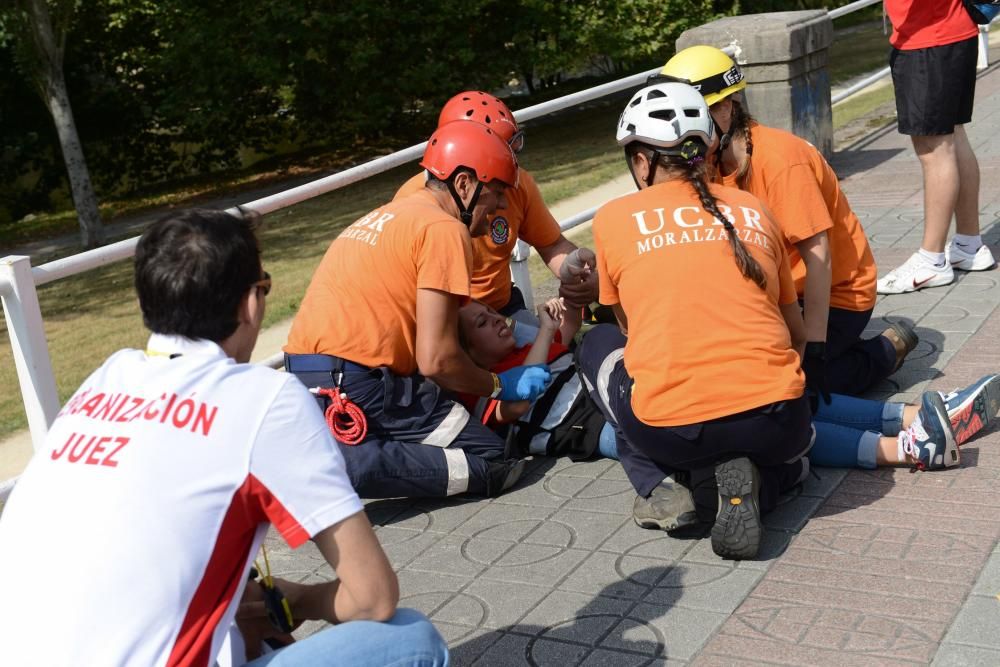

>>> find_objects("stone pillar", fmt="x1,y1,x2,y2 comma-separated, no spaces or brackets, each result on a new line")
676,10,833,157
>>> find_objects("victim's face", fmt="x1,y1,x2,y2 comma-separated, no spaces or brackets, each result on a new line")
458,301,516,367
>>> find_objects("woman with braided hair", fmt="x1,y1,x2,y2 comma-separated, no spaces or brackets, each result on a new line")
659,45,913,400
576,82,959,560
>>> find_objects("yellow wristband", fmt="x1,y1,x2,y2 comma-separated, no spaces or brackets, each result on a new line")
490,372,503,399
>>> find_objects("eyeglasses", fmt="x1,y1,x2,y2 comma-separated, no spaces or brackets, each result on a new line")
253,271,272,296
508,130,525,154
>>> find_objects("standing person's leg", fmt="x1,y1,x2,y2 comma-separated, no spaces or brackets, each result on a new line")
953,124,980,238
824,307,916,395
948,124,997,270
245,608,449,667
878,39,983,294
913,132,960,254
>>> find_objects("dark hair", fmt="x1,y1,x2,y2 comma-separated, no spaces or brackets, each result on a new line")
627,142,767,290
729,99,755,191
134,208,262,342
425,166,475,190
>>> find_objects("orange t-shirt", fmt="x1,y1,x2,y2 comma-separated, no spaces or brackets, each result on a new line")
720,124,876,312
885,0,978,50
284,189,473,375
594,180,805,427
395,167,562,310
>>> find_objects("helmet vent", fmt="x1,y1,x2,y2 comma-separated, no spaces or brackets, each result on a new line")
625,123,637,134
649,110,677,122
485,115,492,124
646,89,667,100
465,110,474,117
684,108,701,117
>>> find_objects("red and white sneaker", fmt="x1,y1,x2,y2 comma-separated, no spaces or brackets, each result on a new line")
940,374,1000,446
946,242,997,272
876,252,954,295
899,392,960,471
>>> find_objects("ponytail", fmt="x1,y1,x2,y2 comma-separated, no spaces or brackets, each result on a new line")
684,169,767,290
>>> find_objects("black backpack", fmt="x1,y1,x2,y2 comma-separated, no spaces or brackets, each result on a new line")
505,350,606,461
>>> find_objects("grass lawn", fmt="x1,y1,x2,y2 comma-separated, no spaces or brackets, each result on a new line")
0,102,624,439
827,20,891,87
3,15,972,440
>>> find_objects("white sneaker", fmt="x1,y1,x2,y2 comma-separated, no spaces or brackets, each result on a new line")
876,252,954,294
945,242,997,271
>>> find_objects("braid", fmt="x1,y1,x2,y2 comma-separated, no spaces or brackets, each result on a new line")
684,168,767,290
732,100,754,191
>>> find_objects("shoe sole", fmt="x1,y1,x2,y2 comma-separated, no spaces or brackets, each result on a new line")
889,322,918,350
711,457,761,560
923,392,961,470
877,275,954,294
500,459,526,493
951,262,997,271
949,376,1000,446
950,257,997,272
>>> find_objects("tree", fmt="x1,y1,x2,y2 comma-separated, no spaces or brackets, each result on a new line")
5,0,104,248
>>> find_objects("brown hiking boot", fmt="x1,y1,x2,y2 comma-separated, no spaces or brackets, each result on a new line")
880,321,918,373
632,475,699,532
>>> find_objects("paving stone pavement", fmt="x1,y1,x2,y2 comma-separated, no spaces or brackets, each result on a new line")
265,62,1000,665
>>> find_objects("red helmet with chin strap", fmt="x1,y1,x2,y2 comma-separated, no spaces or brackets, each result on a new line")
438,91,520,145
420,121,519,227
421,121,519,188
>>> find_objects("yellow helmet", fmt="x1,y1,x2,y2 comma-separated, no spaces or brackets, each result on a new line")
660,45,746,107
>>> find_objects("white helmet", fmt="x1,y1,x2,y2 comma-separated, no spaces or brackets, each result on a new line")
616,82,714,154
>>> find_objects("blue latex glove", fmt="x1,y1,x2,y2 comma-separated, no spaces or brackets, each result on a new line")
497,364,551,401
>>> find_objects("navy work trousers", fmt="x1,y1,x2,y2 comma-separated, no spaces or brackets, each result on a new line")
286,354,505,498
824,306,897,396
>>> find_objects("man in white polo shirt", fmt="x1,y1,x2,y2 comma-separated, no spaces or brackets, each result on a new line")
0,209,447,666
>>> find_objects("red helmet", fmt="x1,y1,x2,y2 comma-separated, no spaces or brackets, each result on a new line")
421,121,519,188
438,91,522,150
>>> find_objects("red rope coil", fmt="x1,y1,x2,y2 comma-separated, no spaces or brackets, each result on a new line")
315,387,368,445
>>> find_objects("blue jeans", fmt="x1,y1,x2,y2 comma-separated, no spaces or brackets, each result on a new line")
597,422,619,459
576,325,907,487
811,393,905,469
245,608,448,667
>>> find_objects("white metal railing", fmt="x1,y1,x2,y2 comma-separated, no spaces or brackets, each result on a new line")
0,66,662,464
828,0,882,21
1,0,991,492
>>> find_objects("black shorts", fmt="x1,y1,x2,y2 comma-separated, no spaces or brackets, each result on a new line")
890,36,978,136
